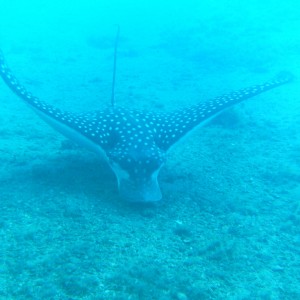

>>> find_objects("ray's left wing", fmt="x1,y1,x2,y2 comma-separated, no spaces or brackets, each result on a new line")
155,73,294,150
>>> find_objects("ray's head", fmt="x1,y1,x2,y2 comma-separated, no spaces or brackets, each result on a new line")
107,142,166,202
86,107,169,203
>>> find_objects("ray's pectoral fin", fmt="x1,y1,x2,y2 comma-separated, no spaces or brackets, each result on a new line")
156,73,294,150
0,51,107,156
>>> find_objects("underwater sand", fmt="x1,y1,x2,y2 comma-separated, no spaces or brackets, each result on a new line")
1,4,300,300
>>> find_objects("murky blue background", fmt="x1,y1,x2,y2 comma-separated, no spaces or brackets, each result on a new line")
0,0,300,299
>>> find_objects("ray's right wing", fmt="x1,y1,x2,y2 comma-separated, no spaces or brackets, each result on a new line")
0,51,82,126
0,51,110,151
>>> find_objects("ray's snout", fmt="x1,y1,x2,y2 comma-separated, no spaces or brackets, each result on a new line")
118,176,162,202
107,147,165,202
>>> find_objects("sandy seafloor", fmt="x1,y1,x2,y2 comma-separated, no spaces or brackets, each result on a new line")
1,2,300,300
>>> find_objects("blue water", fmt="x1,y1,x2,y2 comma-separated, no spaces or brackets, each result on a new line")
0,0,300,299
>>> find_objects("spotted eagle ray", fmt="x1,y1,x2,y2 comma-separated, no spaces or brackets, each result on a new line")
0,50,293,202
